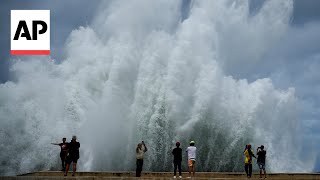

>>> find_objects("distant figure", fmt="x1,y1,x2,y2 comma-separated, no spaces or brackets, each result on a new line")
136,141,148,177
64,136,80,176
51,137,68,171
172,142,182,178
257,145,267,179
244,144,256,178
186,141,197,178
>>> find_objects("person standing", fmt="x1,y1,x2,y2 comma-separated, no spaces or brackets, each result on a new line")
257,145,267,179
51,137,68,171
186,141,197,178
172,142,182,178
136,141,148,177
244,144,256,178
64,136,80,176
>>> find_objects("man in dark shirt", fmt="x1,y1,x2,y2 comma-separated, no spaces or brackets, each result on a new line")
64,135,80,176
51,137,68,171
257,145,267,179
172,142,182,178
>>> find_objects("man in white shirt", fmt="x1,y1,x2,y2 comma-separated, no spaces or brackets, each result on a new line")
186,141,197,178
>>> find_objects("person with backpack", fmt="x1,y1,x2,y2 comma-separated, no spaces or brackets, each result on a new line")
172,142,182,178
244,144,256,178
257,145,267,179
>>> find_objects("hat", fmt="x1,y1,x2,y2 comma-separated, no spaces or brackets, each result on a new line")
72,135,77,140
190,140,195,144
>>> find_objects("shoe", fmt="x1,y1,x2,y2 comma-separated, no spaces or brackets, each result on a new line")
64,174,67,176
179,176,182,178
187,177,191,179
173,176,176,178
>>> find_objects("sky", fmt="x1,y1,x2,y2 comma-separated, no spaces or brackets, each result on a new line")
0,0,320,82
0,0,320,172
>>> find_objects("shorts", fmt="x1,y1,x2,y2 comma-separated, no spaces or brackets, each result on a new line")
257,162,265,170
188,159,195,167
65,155,79,164
60,152,68,160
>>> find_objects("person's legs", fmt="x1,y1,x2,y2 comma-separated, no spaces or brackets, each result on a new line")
192,163,195,176
136,159,143,177
188,160,192,177
72,163,77,176
60,158,65,171
60,153,66,171
174,162,177,176
64,163,70,176
262,164,266,178
178,161,182,176
136,160,140,177
244,164,249,177
64,156,71,176
258,163,262,178
249,164,252,177
141,159,144,176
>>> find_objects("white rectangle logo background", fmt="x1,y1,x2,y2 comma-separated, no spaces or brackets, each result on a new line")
11,10,50,52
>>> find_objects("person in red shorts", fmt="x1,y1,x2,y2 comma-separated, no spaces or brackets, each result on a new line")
186,141,197,178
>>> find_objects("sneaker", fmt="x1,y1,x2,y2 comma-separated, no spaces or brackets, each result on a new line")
187,177,191,179
179,176,182,178
173,176,176,178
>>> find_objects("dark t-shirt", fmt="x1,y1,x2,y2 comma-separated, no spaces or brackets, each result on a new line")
172,147,182,162
257,150,266,163
68,141,80,159
59,143,68,152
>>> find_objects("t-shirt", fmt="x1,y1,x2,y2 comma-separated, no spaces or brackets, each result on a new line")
244,149,254,164
172,147,182,162
68,141,80,158
186,146,196,160
59,143,68,153
136,145,146,159
257,150,266,164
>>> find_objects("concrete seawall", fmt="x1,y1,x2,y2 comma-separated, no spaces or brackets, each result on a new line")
0,171,320,179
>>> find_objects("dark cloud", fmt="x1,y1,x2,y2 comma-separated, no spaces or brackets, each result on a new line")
293,0,320,24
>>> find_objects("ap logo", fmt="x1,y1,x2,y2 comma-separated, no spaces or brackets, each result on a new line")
11,10,50,55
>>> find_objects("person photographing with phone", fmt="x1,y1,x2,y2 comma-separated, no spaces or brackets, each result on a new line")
257,145,267,179
136,141,148,177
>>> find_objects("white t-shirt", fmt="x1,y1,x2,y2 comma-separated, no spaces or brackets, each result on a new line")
186,146,197,160
136,145,146,159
